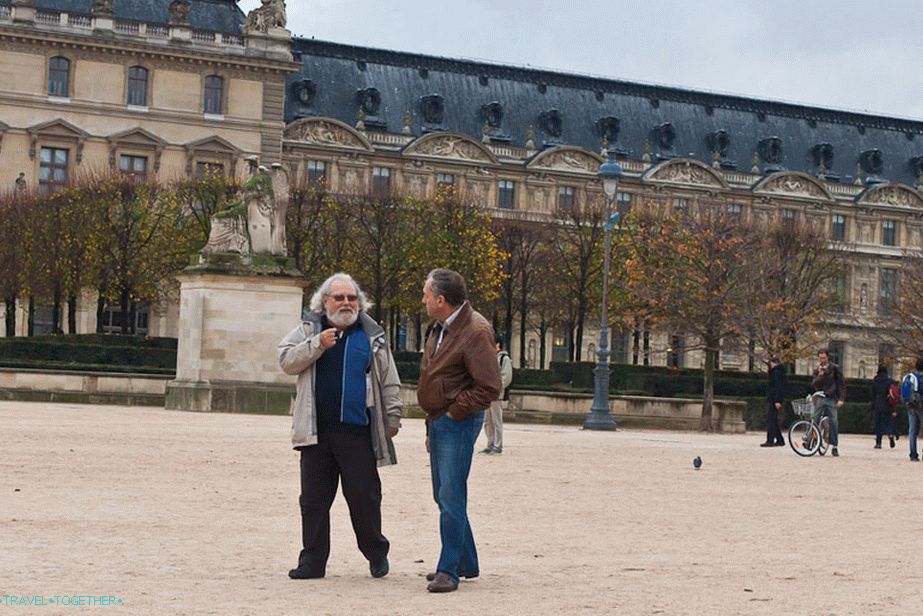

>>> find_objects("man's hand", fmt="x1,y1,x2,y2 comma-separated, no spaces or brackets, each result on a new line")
774,402,781,411
836,400,845,409
388,426,399,438
319,328,338,349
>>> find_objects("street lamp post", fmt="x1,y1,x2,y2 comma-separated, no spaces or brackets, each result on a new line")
583,155,622,431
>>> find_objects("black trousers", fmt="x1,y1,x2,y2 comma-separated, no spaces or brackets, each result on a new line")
297,431,389,574
766,403,784,444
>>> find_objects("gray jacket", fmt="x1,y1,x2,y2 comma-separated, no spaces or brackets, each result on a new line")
278,311,402,466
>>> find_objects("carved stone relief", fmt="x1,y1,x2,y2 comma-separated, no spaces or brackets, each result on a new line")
857,221,874,243
284,120,367,150
533,150,598,173
759,174,827,199
647,160,723,188
467,180,489,205
408,136,491,163
862,185,923,208
528,185,550,212
339,167,364,194
404,174,427,198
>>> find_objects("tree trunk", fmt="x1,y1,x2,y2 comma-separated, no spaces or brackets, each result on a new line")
632,325,640,365
27,296,34,337
539,320,547,369
67,295,77,334
518,282,528,368
129,301,137,335
700,334,719,432
120,290,130,335
642,326,650,366
96,292,106,334
414,313,422,351
4,295,15,337
51,286,62,335
575,297,586,362
748,337,756,372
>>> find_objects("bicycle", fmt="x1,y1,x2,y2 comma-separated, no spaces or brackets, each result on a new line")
788,392,832,457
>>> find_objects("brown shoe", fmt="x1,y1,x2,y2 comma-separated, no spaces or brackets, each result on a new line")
426,571,478,581
426,572,458,593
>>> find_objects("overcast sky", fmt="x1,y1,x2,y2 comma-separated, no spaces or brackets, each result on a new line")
239,0,923,120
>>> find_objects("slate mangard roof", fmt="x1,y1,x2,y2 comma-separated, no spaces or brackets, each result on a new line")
286,38,923,187
32,0,243,34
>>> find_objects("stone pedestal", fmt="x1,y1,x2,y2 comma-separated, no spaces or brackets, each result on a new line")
165,256,304,414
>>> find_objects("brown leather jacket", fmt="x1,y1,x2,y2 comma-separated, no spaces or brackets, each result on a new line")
416,303,501,421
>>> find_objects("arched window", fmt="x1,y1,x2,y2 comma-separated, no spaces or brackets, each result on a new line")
127,66,148,106
203,75,224,114
48,56,70,97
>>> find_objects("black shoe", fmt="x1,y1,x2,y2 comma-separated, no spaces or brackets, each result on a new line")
775,440,785,447
289,566,324,579
426,570,478,581
760,441,774,448
370,557,389,578
831,447,839,457
890,436,896,448
911,456,920,462
874,443,882,449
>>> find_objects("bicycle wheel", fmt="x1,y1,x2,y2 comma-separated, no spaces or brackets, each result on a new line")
817,416,830,456
789,420,820,457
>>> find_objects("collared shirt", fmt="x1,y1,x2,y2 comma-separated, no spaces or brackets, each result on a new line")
435,301,467,353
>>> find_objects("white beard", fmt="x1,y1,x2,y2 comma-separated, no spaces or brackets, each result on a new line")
327,307,358,329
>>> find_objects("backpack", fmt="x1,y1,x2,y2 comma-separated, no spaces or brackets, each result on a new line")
887,382,900,407
900,371,922,408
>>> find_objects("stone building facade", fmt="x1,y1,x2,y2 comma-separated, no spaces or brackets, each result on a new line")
3,4,923,378
279,39,923,378
0,0,297,336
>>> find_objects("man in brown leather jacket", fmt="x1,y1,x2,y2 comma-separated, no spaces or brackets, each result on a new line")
417,268,500,593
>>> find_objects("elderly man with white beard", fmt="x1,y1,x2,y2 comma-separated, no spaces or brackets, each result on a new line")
278,273,402,580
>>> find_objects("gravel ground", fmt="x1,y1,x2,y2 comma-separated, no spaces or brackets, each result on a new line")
1,400,921,615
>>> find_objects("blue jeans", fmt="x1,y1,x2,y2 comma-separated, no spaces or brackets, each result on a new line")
429,411,484,583
814,398,839,447
909,408,922,460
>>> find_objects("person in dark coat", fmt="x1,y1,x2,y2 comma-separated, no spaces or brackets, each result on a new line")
870,365,896,449
762,355,786,447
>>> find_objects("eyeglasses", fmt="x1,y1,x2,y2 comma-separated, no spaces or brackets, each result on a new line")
330,294,358,302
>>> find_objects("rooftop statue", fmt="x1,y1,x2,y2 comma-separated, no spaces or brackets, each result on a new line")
244,0,287,33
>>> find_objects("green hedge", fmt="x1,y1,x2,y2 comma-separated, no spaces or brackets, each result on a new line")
0,335,177,372
548,361,874,404
744,396,910,436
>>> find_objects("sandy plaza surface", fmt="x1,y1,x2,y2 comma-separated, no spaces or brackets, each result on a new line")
1,400,922,615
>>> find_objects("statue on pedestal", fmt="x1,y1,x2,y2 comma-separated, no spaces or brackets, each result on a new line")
202,157,289,257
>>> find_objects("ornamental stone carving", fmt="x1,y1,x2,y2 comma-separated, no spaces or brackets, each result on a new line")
283,119,371,151
858,184,923,209
756,172,830,200
644,159,726,188
405,174,427,198
530,148,601,174
340,168,363,194
404,134,494,164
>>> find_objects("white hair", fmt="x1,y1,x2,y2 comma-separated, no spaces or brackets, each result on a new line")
309,273,372,313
